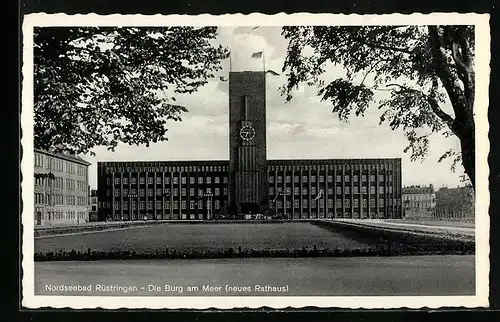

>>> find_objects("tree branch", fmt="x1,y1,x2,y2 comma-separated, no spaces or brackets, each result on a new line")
364,41,413,55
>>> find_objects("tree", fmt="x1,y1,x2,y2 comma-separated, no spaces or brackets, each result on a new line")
34,27,229,155
281,26,476,189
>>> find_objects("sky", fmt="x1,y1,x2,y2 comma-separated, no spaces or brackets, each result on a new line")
83,26,465,190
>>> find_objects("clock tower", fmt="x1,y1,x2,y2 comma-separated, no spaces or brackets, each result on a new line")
228,71,268,215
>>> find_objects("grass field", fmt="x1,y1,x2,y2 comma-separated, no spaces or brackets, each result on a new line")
35,222,373,254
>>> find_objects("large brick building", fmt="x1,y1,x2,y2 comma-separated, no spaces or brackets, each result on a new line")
34,149,91,226
97,70,403,220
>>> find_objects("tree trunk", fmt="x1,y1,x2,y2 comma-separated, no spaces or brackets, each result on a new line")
455,114,476,190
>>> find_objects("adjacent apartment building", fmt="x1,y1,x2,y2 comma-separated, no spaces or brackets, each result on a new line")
402,185,436,218
34,149,91,226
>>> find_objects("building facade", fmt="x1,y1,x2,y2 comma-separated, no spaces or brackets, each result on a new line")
97,158,402,220
34,149,91,226
97,70,403,220
402,185,436,218
435,186,475,221
89,189,99,222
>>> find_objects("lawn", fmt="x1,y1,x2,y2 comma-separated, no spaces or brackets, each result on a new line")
35,222,372,254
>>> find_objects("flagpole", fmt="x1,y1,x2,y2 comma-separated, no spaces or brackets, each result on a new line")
262,48,266,73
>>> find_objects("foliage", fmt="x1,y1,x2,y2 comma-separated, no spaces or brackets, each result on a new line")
281,26,476,187
34,27,229,155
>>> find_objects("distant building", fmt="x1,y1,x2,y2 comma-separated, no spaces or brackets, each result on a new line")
34,149,91,226
435,186,475,221
89,189,99,222
402,185,436,218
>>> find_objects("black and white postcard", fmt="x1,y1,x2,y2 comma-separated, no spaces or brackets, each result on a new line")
21,13,490,309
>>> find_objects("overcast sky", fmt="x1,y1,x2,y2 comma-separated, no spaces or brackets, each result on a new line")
84,26,464,189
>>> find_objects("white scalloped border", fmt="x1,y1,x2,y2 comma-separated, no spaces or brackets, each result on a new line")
21,12,491,310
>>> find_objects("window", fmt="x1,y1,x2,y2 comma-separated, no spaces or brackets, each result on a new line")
319,176,324,183
379,186,384,194
165,177,170,184
148,201,153,210
311,187,317,195
370,199,375,207
156,188,162,196
311,200,317,208
198,188,203,196
302,175,308,182
223,177,228,184
379,175,385,182
181,188,187,196
285,187,291,195
139,177,145,184
362,175,367,182
181,177,187,184
123,188,129,196
328,199,334,208
353,175,359,182
269,176,274,183
123,177,129,185
328,175,333,183
131,177,137,184
223,188,228,195
269,187,274,195
361,186,367,194
123,201,129,210
132,200,137,210
164,200,170,209
294,199,299,208
206,188,212,194
303,199,308,208
336,186,342,194
327,187,333,195
302,188,308,195
214,176,220,184
198,201,203,209
286,176,291,183
336,175,341,182
156,177,161,184
148,189,153,197
294,176,299,183
294,187,299,195
370,174,376,182
198,177,203,184
173,177,179,184
139,189,145,197
311,176,316,183
115,201,121,210
379,199,385,207
362,199,367,207
353,186,359,194
370,186,376,194
344,175,350,182
345,199,350,208
215,200,220,209
276,176,282,183
205,177,211,184
215,188,220,196
345,187,350,194
277,186,283,193
353,199,359,208
114,189,120,196
190,177,195,184
190,188,195,196
173,188,178,196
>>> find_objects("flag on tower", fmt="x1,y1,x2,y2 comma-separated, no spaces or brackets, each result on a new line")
251,51,263,58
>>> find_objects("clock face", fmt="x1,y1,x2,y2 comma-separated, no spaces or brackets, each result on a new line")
240,126,256,141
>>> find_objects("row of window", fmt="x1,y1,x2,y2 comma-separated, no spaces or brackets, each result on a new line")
106,165,229,174
268,174,391,184
269,186,394,195
105,199,223,210
34,193,87,206
108,187,229,197
403,195,435,201
104,163,397,174
35,154,88,176
47,211,87,221
404,202,434,209
271,198,391,208
107,176,229,186
34,176,87,191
